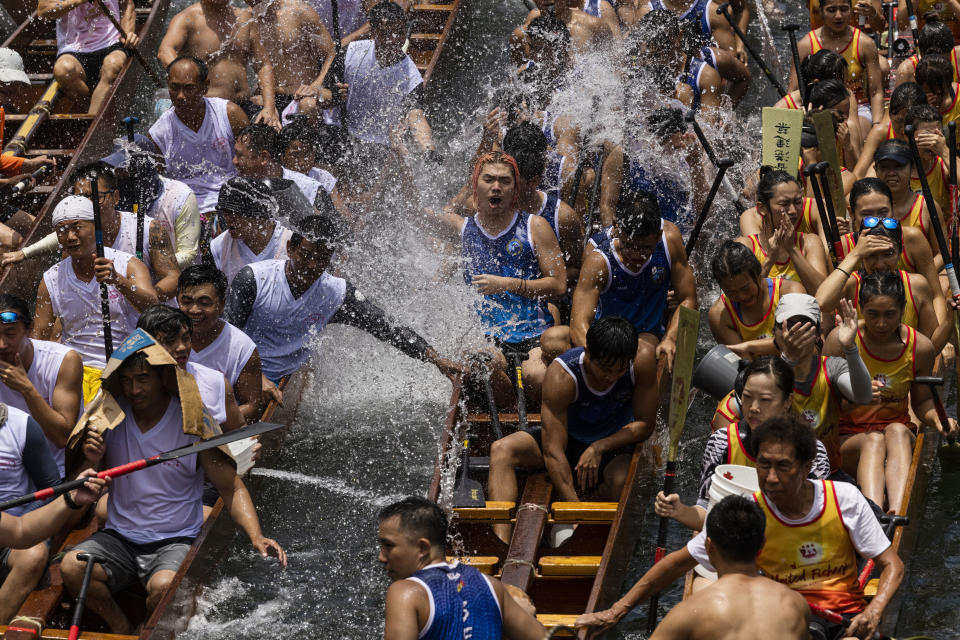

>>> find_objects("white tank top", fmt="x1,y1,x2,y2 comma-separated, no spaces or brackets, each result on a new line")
105,397,203,544
307,167,337,194
244,259,347,380
43,247,140,369
113,211,154,273
210,223,292,284
0,407,35,516
55,0,120,54
185,361,227,424
150,176,194,240
343,40,423,144
149,97,238,213
282,167,322,205
189,321,256,386
0,340,77,475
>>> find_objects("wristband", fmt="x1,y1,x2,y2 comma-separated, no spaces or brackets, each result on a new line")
62,490,84,510
780,352,798,367
835,266,850,277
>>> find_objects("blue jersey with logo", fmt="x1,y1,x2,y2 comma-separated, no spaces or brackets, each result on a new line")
593,224,672,337
409,562,502,640
556,347,635,443
461,213,553,343
626,157,689,227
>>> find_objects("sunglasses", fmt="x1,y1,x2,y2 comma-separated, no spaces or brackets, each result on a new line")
861,217,900,231
0,311,22,324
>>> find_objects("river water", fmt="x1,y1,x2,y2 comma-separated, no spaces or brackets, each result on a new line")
7,0,951,635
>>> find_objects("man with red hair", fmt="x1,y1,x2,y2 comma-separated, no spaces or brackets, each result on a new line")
436,151,566,405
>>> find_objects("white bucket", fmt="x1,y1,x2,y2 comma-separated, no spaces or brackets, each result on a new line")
694,464,760,581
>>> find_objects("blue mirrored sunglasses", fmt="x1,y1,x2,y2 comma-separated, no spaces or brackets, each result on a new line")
0,311,20,324
861,216,900,231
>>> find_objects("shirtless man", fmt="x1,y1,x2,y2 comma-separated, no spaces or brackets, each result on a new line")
512,0,618,62
245,0,334,120
158,0,280,128
647,495,811,640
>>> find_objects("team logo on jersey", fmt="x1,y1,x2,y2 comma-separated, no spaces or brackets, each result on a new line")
457,579,464,593
875,374,890,389
615,389,632,404
506,239,523,256
798,542,822,562
650,266,665,283
800,409,819,427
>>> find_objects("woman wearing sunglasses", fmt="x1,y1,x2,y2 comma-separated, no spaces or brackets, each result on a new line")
824,271,955,513
736,168,830,295
820,179,951,352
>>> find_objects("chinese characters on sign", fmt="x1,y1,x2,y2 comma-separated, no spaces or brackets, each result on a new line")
762,107,804,178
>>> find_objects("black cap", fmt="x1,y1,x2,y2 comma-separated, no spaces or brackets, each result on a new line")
873,139,913,166
216,177,277,218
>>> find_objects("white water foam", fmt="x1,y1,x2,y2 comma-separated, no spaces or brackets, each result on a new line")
251,468,407,506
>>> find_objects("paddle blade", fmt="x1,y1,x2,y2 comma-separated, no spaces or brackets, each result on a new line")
667,306,700,460
452,439,485,508
156,421,285,462
939,439,960,466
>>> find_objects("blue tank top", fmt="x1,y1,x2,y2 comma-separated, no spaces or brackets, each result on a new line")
409,562,502,640
649,0,713,37
685,57,706,111
593,223,672,337
541,150,564,192
557,347,636,443
532,189,562,241
582,0,615,16
626,157,690,227
461,213,553,343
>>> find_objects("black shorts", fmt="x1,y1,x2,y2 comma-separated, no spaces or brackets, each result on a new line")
493,335,541,363
56,43,125,82
238,94,296,120
809,614,849,640
524,426,632,485
202,481,219,507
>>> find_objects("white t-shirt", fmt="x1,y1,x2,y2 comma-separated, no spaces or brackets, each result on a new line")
189,321,256,387
687,480,892,572
185,361,227,424
308,167,337,194
210,223,292,284
343,39,423,145
56,0,121,54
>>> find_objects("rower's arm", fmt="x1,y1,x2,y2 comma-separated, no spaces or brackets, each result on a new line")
493,578,546,640
814,249,860,313
846,546,904,639
121,0,135,36
861,37,885,124
791,232,829,294
598,147,624,228
118,257,160,312
568,252,606,348
226,101,251,139
328,282,434,362
157,10,190,68
853,123,888,178
37,0,88,21
235,350,266,423
148,219,181,302
21,417,62,489
0,470,105,549
22,349,83,449
20,231,59,261
220,375,245,432
224,266,258,330
249,21,279,124
172,192,200,268
383,580,428,640
201,447,287,566
528,215,567,299
661,223,697,349
556,200,583,289
908,232,952,352
32,280,56,342
541,365,579,502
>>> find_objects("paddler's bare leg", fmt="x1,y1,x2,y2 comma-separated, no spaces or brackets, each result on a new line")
145,569,177,611
0,543,48,623
540,326,573,363
488,431,544,543
520,347,548,406
88,50,128,115
52,54,90,112
595,453,630,501
841,432,886,508
883,422,914,514
61,552,132,634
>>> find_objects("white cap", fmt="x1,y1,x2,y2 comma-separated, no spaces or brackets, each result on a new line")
0,49,30,85
51,196,95,226
774,293,822,326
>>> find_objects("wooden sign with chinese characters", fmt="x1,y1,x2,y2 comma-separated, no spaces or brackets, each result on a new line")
761,107,804,178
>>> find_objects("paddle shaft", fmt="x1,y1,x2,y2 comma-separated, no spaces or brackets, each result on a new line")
582,149,603,247
512,353,528,430
808,602,891,639
122,116,144,261
782,24,807,107
856,515,908,588
686,111,719,166
7,164,51,197
814,162,845,254
805,165,841,266
0,421,283,512
67,555,102,640
685,158,732,256
903,0,921,52
481,366,504,441
89,178,114,360
906,126,960,297
91,0,164,88
716,3,788,98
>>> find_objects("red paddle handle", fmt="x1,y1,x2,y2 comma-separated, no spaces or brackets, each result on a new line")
98,457,151,479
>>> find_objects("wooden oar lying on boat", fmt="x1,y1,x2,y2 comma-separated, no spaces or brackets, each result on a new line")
646,304,700,633
0,421,283,512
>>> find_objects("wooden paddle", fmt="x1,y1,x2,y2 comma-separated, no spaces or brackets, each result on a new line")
89,176,114,360
90,0,164,89
646,304,700,633
122,116,144,262
0,421,285,512
855,514,909,589
917,376,960,459
781,24,808,108
804,163,841,266
67,553,103,640
452,435,485,508
685,158,733,256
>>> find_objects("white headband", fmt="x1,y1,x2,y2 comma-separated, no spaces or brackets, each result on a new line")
51,196,95,227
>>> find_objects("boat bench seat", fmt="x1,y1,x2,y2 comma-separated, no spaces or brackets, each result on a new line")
447,555,499,574
538,555,601,576
550,501,618,522
864,578,878,598
454,500,514,521
537,614,578,636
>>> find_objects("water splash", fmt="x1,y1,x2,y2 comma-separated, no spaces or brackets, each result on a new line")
250,468,407,506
